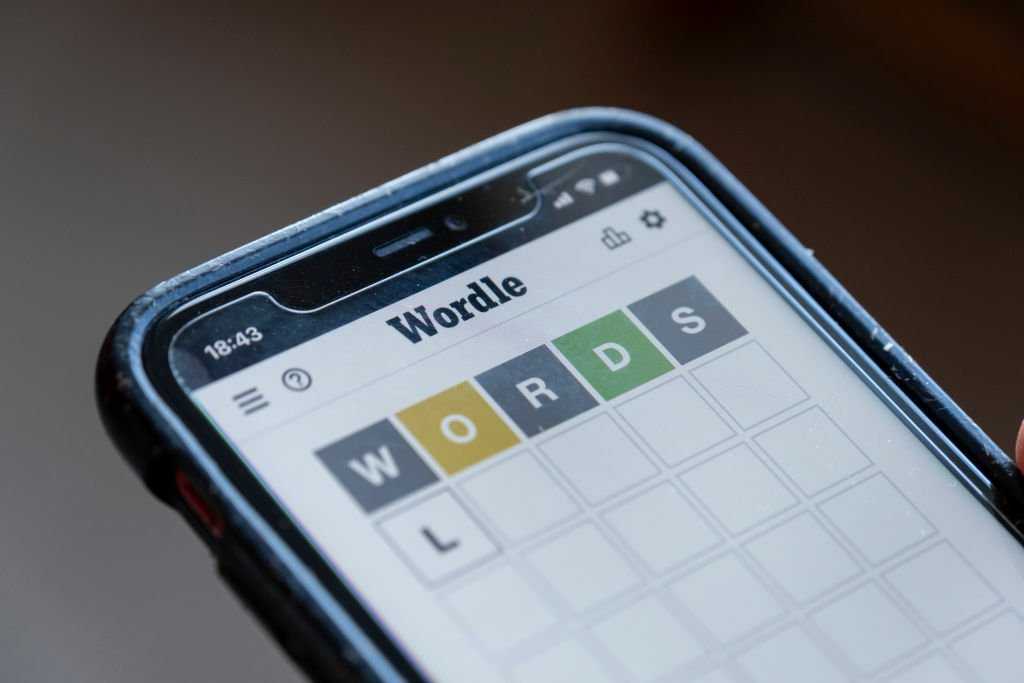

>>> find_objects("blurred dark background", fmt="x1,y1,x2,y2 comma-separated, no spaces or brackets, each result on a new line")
1,1,1022,680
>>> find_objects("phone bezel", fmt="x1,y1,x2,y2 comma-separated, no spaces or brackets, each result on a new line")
97,109,1024,682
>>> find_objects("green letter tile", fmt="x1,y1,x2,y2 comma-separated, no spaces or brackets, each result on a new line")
553,310,672,400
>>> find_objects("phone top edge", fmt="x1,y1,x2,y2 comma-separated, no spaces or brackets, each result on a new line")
161,142,666,389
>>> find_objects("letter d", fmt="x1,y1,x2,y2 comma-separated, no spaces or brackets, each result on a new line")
593,342,630,372
466,282,499,313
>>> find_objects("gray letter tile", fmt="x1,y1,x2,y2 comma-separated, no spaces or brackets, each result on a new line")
475,346,597,437
316,419,438,513
629,276,746,365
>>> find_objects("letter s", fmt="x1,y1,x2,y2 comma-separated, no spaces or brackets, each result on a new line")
671,306,706,335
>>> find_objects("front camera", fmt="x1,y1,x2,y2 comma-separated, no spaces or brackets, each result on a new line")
444,215,468,232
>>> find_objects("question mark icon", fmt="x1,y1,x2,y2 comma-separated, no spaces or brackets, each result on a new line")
281,368,312,392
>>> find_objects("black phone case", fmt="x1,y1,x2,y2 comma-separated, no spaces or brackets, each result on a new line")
96,108,1024,682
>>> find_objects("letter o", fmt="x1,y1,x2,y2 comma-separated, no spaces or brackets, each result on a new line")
440,414,477,444
432,307,460,328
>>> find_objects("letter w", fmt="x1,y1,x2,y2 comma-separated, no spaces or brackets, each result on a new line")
347,446,400,486
385,305,438,343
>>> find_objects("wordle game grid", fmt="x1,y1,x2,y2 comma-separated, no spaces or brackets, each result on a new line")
315,275,1019,683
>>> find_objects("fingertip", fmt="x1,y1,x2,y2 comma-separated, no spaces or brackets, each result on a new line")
1016,419,1024,473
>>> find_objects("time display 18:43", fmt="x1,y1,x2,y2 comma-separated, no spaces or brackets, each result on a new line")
202,327,263,360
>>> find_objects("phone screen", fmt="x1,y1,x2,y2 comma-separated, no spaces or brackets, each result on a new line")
166,142,1024,682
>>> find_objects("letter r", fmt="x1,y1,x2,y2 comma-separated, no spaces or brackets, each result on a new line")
515,377,558,409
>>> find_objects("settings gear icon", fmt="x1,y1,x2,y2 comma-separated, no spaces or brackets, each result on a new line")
639,209,666,229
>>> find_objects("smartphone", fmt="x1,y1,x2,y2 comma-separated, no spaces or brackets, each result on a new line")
97,109,1024,683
